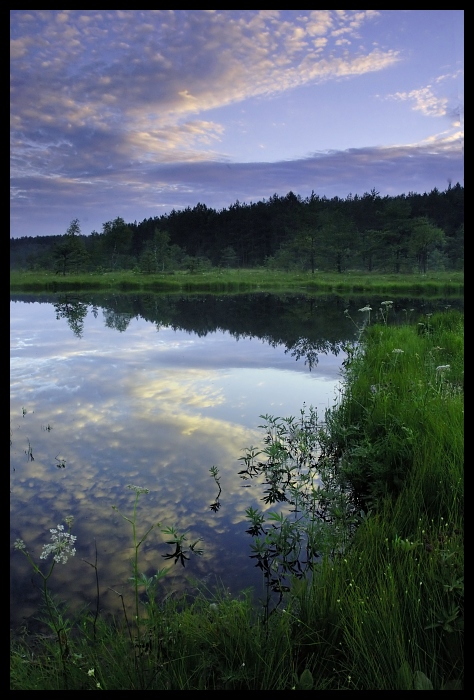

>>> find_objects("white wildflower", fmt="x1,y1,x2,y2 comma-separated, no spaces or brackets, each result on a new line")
381,301,393,306
436,365,450,372
127,484,149,494
40,524,77,564
392,348,404,354
358,306,372,312
88,668,95,677
14,538,26,551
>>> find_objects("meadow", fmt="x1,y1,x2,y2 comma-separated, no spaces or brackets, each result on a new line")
10,268,464,296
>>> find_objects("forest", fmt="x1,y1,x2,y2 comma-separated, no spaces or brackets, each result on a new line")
10,184,464,275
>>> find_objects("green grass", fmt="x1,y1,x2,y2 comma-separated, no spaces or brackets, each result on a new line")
304,309,464,689
10,268,464,295
332,310,463,511
10,310,463,690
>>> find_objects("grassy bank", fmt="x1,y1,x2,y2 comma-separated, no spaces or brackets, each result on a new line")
302,308,464,690
10,310,463,690
10,269,464,296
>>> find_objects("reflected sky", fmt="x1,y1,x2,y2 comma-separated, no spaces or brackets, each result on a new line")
10,299,342,630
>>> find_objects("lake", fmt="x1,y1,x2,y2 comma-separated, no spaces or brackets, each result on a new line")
10,291,462,631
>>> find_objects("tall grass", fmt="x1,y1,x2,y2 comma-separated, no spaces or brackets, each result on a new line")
10,310,463,689
295,308,464,689
332,309,463,513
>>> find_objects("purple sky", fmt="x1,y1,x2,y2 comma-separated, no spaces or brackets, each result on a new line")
10,10,464,238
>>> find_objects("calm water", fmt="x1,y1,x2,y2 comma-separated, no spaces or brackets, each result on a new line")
10,292,462,630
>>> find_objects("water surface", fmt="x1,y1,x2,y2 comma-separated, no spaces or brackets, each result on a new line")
10,292,461,630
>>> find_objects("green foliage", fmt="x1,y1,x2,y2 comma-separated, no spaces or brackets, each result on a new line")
238,408,361,614
101,217,134,269
12,488,205,690
409,217,446,273
52,219,90,275
294,668,314,689
220,246,239,268
328,309,463,512
139,228,183,273
11,185,463,274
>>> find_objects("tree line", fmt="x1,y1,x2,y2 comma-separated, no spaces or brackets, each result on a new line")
10,184,464,274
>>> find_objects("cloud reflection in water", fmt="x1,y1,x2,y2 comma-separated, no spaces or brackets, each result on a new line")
10,299,341,629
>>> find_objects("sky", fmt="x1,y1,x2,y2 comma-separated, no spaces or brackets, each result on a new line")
10,10,464,239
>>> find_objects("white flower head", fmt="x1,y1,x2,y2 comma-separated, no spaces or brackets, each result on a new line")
381,301,393,306
14,538,26,551
40,523,77,564
436,365,450,372
358,306,372,312
392,348,404,354
127,484,149,495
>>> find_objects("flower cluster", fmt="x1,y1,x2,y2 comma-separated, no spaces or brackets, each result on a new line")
40,524,77,564
127,484,150,495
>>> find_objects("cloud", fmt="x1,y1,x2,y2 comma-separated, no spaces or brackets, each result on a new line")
10,36,33,58
125,120,226,163
435,69,464,83
10,133,463,238
141,135,464,203
387,86,448,117
11,10,399,168
9,9,403,216
10,10,463,238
